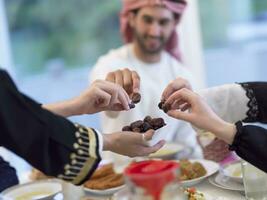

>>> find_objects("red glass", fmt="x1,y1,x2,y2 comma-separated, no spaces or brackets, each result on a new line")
124,160,180,200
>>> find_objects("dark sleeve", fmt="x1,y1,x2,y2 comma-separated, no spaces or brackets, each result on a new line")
229,122,267,173
239,82,267,123
0,70,101,185
0,156,19,192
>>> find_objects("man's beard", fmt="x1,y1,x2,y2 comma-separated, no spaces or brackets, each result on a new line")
134,30,168,55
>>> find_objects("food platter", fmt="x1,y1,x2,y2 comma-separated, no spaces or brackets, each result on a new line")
178,159,220,187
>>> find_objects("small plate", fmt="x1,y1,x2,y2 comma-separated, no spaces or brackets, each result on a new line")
1,179,62,200
179,159,220,187
83,185,125,196
222,161,243,183
149,143,184,159
209,173,244,192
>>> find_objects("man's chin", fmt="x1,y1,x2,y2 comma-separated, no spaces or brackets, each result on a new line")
144,47,163,55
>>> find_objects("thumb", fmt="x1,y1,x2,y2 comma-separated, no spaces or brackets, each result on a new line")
143,129,155,141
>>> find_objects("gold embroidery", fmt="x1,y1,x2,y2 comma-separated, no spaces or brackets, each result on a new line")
58,124,100,185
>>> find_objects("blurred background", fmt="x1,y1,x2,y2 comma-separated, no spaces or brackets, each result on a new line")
1,0,267,181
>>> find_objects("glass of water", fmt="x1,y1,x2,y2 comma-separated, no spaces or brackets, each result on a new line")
242,160,267,200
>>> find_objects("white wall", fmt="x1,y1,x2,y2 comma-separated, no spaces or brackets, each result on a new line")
0,0,15,76
179,0,206,89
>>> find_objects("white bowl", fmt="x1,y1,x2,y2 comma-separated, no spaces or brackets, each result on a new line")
222,162,243,183
1,179,62,200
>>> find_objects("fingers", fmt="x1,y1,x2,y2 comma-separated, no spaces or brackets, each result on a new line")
165,88,195,108
114,70,124,86
106,72,115,82
143,129,155,141
161,83,175,102
105,69,140,95
146,140,166,154
117,90,131,110
94,80,130,110
169,99,186,110
122,68,133,94
180,103,190,111
128,130,154,146
93,88,111,108
167,109,192,122
131,71,140,93
161,77,191,101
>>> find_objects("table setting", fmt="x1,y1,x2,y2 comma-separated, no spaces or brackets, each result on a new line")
0,148,249,200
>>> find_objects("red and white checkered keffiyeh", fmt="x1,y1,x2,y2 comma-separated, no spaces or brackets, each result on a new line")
120,0,187,61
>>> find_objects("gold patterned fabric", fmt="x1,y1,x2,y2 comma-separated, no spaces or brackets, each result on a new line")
0,69,101,185
58,124,101,185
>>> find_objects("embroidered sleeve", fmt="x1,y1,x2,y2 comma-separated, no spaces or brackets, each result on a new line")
57,124,101,185
239,82,267,123
0,69,102,185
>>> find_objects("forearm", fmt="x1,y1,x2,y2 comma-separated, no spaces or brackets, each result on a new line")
42,99,80,117
210,119,267,173
210,120,236,145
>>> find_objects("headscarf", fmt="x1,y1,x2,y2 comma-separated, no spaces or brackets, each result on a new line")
120,0,187,61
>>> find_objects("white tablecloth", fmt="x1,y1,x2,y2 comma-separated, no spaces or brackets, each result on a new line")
196,180,245,200
64,179,245,200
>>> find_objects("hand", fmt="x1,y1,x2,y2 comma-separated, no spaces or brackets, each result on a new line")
165,88,236,144
106,68,140,95
73,80,131,115
161,77,192,102
103,130,165,157
43,80,131,117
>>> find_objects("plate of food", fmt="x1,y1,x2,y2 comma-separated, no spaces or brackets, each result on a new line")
83,163,125,196
178,159,219,187
1,179,62,200
148,143,184,159
222,161,243,183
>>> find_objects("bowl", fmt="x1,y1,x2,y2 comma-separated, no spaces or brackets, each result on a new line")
1,179,62,200
222,161,243,183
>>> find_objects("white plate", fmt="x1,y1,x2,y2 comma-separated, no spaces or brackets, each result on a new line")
179,159,220,187
222,161,243,183
209,173,244,192
83,185,125,196
149,143,184,159
1,179,62,200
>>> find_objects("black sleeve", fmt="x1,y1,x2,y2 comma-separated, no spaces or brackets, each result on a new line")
0,70,101,185
239,82,267,123
229,122,267,173
0,156,19,192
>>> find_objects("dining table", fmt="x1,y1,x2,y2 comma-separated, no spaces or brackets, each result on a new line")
62,178,245,200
